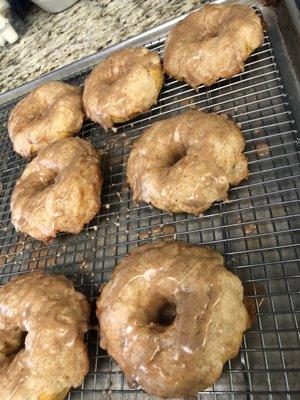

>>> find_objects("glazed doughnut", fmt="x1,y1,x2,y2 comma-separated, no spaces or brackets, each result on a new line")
97,241,250,398
127,109,248,215
164,4,264,87
0,272,89,400
11,137,102,243
8,81,85,157
82,47,164,130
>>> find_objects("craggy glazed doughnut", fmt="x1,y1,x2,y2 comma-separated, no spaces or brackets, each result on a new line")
164,4,264,87
127,109,248,215
11,137,102,243
0,273,89,400
83,47,164,130
8,81,85,157
97,241,250,398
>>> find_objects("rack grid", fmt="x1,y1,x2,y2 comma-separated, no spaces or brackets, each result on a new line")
0,4,299,400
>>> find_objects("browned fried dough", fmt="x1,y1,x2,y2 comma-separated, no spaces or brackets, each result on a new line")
164,4,264,87
97,241,250,398
0,273,90,400
8,81,85,157
11,137,102,243
127,109,248,215
83,47,164,130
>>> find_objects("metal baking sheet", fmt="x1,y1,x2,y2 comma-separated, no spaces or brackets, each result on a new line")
0,1,299,399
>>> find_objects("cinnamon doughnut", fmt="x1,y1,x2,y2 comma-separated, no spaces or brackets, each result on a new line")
11,137,102,243
127,109,248,215
97,241,250,398
0,272,89,400
164,4,264,87
83,47,164,130
8,81,85,157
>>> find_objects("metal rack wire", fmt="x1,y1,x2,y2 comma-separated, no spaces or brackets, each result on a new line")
0,5,299,400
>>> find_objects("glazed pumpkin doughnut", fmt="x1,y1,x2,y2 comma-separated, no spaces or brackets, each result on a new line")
127,109,248,215
8,81,85,157
97,241,250,398
0,272,89,400
11,137,102,243
82,47,164,130
164,4,264,87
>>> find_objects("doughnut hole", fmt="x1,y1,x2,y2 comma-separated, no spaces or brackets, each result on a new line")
26,169,58,192
168,148,187,167
45,171,58,188
0,328,26,357
145,296,177,328
153,299,177,326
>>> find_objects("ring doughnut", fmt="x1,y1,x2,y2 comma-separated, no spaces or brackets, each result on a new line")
8,81,85,157
127,109,248,215
83,48,164,130
11,137,102,243
0,272,89,400
97,241,250,398
164,4,264,87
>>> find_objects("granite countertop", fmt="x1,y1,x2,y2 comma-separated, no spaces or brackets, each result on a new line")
0,0,200,94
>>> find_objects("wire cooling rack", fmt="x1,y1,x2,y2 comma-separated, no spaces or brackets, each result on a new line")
0,4,299,400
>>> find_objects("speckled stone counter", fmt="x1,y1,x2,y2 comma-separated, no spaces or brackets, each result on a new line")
0,0,200,94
